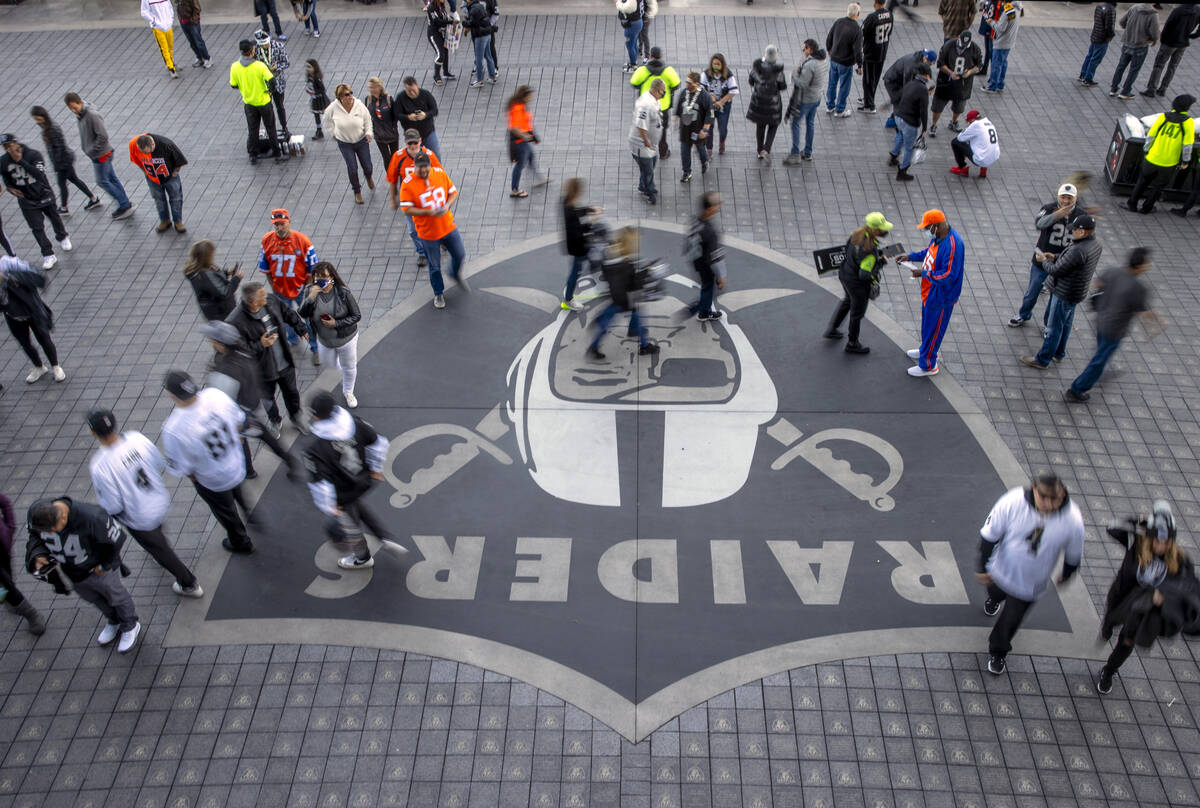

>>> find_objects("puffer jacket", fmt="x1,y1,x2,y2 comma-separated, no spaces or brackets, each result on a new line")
787,49,829,114
1090,2,1116,44
1042,234,1102,304
746,59,787,126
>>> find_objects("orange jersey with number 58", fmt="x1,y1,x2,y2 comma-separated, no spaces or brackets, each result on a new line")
399,168,457,241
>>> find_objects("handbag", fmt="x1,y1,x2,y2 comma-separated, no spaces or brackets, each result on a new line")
910,134,927,164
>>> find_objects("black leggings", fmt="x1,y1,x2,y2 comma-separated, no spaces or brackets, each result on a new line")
0,543,28,607
271,89,290,135
429,32,450,78
5,314,58,367
0,213,11,256
755,122,780,154
55,165,95,208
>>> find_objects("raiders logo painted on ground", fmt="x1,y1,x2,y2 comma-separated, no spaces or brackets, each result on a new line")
168,222,1101,742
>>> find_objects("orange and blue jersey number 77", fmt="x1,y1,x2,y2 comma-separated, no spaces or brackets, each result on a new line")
270,253,298,277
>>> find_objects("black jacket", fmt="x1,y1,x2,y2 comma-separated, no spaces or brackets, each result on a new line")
839,232,883,286
617,0,643,27
0,258,54,332
465,0,497,38
601,254,640,311
862,8,893,62
366,93,398,145
674,86,714,142
826,16,864,67
1042,234,1102,304
40,123,74,171
883,51,926,97
0,145,55,210
392,89,439,140
1090,2,1116,44
209,343,266,411
895,76,930,130
746,59,787,126
297,285,362,343
1103,520,1200,646
304,414,380,505
1161,3,1200,49
187,267,241,322
563,203,594,257
426,3,454,37
25,497,125,583
225,296,307,380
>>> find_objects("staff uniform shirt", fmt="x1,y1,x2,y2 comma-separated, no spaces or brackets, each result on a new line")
230,57,274,106
257,229,318,299
907,226,965,305
128,134,188,183
980,487,1085,602
399,168,458,241
955,117,999,166
1145,111,1195,167
89,431,171,531
386,146,443,186
161,388,248,492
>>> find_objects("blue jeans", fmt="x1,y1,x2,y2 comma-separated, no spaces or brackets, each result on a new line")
336,138,373,193
634,153,657,197
1110,44,1149,95
987,48,1010,90
147,175,183,224
1080,41,1108,82
473,34,497,80
91,158,130,209
1070,332,1122,394
891,118,918,169
826,61,853,112
512,140,535,190
564,254,588,301
623,20,642,66
179,21,210,61
680,136,708,173
419,228,466,295
706,103,732,151
590,304,647,350
272,291,317,352
1034,296,1077,365
789,101,818,155
406,215,427,260
423,130,442,161
302,0,319,33
1016,261,1051,323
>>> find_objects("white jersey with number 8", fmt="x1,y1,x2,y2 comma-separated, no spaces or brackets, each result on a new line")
89,431,171,531
161,388,248,492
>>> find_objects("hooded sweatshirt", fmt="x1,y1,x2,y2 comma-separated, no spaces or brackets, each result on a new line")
74,104,113,160
991,1,1023,50
140,0,174,31
788,48,829,112
231,54,274,106
1160,3,1200,49
1144,108,1195,167
1119,3,1161,48
304,407,389,513
631,58,682,111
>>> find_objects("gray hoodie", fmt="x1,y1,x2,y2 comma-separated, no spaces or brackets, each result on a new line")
1119,3,1160,48
788,48,829,112
991,1,1023,50
75,104,113,160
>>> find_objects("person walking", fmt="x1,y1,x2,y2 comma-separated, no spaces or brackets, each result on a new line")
630,47,681,159
629,78,665,204
128,133,188,234
882,49,936,129
1095,502,1200,693
859,0,894,113
394,76,442,159
400,154,468,309
700,54,738,157
426,0,457,86
949,109,999,177
561,178,601,311
160,370,256,554
904,209,963,376
1008,183,1086,328
1019,214,1102,370
0,255,66,383
63,93,135,219
295,0,320,37
747,45,788,159
140,0,178,79
303,390,409,571
365,78,399,167
176,0,212,68
975,471,1085,675
253,29,291,138
465,0,499,87
1066,247,1162,402
1079,1,1116,87
887,62,931,181
298,262,362,408
87,408,203,598
0,491,46,635
981,0,1021,93
825,211,893,354
1110,2,1160,101
1142,3,1200,98
0,136,71,270
25,497,142,652
254,0,287,39
615,0,644,73
388,130,443,269
587,226,659,360
323,84,375,204
305,59,331,140
784,39,828,165
674,72,713,183
230,39,284,164
184,240,242,322
507,85,546,197
637,0,657,65
930,31,983,136
825,3,864,117
1126,94,1195,214
29,107,99,217
684,192,726,320
256,208,319,361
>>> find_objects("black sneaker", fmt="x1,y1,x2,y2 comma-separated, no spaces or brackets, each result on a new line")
417,255,428,268
1140,88,1157,98
887,153,899,166
222,538,254,554
680,172,692,183
586,346,605,361
983,597,1001,616
1096,667,1114,694
1007,316,1026,328
112,204,135,220
84,197,102,211
1171,207,1191,217
823,329,844,340
639,343,661,355
987,655,1006,675
844,342,870,354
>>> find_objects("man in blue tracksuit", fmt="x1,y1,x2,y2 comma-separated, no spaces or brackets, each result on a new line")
904,208,964,376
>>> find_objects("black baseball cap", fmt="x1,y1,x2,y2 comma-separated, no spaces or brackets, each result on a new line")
0,133,17,146
309,390,337,420
1073,214,1096,230
413,153,431,167
163,369,198,399
86,407,117,437
403,128,421,143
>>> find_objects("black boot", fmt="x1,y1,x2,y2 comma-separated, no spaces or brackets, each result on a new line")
887,152,899,166
896,167,914,182
845,342,870,354
12,600,47,636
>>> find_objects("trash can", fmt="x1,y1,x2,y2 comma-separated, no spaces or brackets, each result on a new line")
1104,113,1195,202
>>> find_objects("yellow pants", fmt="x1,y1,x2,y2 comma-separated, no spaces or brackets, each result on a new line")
153,28,175,72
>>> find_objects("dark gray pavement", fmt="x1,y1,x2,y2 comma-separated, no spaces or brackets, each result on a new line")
1,6,1200,808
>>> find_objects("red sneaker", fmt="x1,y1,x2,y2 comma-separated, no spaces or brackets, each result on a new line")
979,167,988,179
950,166,970,177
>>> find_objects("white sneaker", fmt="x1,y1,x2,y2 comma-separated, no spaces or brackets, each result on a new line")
25,365,49,383
51,365,66,382
172,581,204,598
60,237,72,251
906,348,920,359
433,294,446,309
907,364,939,377
345,392,358,408
561,299,583,311
834,110,853,118
42,254,57,270
97,623,120,645
117,621,141,653
202,59,213,68
338,554,374,570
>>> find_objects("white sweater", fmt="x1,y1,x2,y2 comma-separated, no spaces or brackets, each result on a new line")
322,98,374,143
140,0,174,31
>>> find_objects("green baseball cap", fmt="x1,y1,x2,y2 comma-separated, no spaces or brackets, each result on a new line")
864,211,894,232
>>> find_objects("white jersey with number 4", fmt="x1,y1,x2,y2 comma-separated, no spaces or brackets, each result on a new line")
89,431,171,531
957,117,1000,167
161,388,248,492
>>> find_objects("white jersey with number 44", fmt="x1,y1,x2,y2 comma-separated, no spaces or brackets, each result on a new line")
161,388,248,492
89,431,171,531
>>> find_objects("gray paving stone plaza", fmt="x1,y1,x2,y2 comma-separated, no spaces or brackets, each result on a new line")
2,3,1200,807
